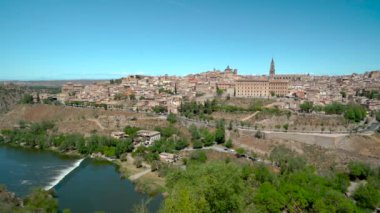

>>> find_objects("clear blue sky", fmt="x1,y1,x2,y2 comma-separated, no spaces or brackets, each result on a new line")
1,0,380,80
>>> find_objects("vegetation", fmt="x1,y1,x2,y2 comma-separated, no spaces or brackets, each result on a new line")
1,121,134,159
20,94,34,104
65,101,109,110
124,125,141,139
301,101,367,122
376,111,380,122
179,99,271,120
166,113,177,124
152,105,168,114
343,104,367,122
162,146,380,212
224,138,233,148
24,188,58,212
300,101,313,113
357,89,380,100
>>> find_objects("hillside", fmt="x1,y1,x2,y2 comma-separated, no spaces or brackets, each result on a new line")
0,104,167,136
0,85,25,114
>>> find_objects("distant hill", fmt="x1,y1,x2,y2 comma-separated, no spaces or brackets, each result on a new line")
0,80,105,87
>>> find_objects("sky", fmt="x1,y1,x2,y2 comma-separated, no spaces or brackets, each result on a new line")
0,0,380,80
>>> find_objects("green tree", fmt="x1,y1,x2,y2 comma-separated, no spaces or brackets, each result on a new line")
353,181,380,209
23,189,58,212
163,162,245,213
190,150,207,163
167,113,177,124
283,123,289,131
254,182,286,213
300,101,313,113
192,139,203,149
21,94,34,104
224,138,233,148
348,161,372,180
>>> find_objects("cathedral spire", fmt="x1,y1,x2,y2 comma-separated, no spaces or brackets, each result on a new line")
269,58,275,77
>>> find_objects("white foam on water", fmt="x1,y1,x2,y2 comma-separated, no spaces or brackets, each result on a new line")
44,158,84,190
21,180,31,185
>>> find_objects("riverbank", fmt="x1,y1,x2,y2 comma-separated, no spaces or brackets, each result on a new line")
116,157,166,196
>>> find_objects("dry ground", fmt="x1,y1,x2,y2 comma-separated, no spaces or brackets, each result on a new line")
0,104,167,136
230,128,380,171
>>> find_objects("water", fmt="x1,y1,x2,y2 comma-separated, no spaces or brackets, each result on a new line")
0,144,163,212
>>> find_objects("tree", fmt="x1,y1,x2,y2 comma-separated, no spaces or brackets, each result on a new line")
21,94,34,104
216,86,224,96
376,111,380,122
283,123,289,131
192,139,203,149
190,150,207,163
225,138,233,148
300,101,313,113
344,104,367,122
340,91,347,98
348,161,372,180
228,121,233,131
129,94,136,100
163,162,245,212
167,113,177,124
235,148,246,157
124,126,140,139
189,124,200,140
23,189,58,212
353,181,380,209
174,138,189,150
215,120,225,144
324,102,345,115
134,157,143,168
201,129,215,147
254,182,286,213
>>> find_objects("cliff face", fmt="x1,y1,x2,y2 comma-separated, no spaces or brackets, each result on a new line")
0,85,25,114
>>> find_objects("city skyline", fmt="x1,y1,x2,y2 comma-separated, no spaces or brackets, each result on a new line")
1,0,380,80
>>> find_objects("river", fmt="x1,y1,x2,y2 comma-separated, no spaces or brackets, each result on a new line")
0,144,162,212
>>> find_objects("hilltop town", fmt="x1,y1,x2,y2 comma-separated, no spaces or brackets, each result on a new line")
27,59,379,114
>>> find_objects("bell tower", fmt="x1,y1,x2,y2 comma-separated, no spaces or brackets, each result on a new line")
269,58,275,77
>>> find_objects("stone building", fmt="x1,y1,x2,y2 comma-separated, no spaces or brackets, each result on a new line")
235,59,289,98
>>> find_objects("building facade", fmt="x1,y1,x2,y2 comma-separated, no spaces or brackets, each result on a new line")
235,59,289,98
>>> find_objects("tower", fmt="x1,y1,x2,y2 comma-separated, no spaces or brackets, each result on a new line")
269,58,275,77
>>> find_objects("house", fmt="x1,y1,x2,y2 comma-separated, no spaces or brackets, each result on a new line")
134,130,161,146
159,152,180,163
111,131,127,139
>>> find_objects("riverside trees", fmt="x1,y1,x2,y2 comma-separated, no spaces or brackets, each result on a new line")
0,121,134,159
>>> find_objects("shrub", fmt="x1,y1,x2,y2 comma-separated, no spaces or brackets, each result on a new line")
348,161,372,180
225,139,233,148
167,113,177,124
353,182,380,209
300,101,313,113
190,150,207,163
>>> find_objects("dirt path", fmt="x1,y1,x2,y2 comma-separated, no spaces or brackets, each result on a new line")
129,169,151,181
240,111,260,121
87,118,105,130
